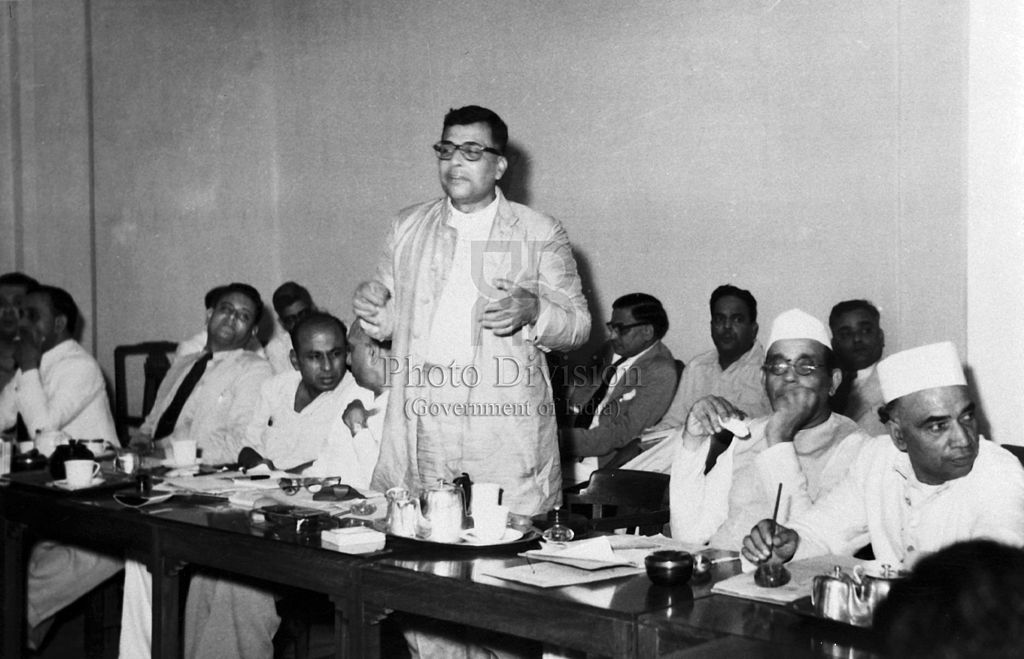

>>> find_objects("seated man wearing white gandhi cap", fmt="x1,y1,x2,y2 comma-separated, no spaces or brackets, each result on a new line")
670,309,872,548
742,341,1024,569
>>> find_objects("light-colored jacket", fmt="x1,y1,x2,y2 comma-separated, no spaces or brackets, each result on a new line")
142,348,272,464
368,194,590,515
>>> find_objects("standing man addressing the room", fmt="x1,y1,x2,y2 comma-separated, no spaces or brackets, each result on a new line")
353,105,590,520
354,105,590,657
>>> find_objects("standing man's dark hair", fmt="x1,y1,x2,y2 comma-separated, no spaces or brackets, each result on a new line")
0,272,39,289
443,105,508,151
710,284,757,324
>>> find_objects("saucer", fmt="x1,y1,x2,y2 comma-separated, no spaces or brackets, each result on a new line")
460,528,524,546
52,477,104,491
114,489,175,507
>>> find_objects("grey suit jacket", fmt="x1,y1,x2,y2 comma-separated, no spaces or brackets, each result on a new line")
565,340,678,467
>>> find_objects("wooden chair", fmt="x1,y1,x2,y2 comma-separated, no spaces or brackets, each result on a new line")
113,341,178,444
564,468,670,535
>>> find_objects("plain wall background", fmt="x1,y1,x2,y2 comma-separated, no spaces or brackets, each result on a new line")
2,1,1020,440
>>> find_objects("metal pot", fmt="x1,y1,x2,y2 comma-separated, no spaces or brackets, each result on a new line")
384,487,422,538
420,479,467,543
811,564,904,627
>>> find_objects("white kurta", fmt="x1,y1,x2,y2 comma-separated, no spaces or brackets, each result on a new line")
0,339,117,443
790,436,1024,566
670,413,870,550
243,370,349,470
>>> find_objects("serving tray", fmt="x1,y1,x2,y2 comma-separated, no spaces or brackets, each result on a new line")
4,469,138,497
370,519,541,554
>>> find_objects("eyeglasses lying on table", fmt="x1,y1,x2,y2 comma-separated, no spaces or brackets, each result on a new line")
277,477,371,506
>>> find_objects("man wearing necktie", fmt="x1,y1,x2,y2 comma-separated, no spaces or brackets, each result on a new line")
121,283,272,657
561,293,678,484
134,282,272,464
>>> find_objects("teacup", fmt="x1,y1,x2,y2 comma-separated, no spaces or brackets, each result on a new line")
471,504,509,543
170,439,198,466
65,459,101,487
471,482,501,516
76,438,115,459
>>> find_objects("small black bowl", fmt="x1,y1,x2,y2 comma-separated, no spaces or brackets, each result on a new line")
645,550,694,586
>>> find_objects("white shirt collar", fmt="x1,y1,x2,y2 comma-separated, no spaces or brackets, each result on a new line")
446,189,501,227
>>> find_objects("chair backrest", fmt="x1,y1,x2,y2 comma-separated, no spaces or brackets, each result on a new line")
1003,444,1024,469
564,468,670,534
113,341,178,443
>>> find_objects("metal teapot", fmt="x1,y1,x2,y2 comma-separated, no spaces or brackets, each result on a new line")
812,564,903,627
384,487,422,538
419,478,468,543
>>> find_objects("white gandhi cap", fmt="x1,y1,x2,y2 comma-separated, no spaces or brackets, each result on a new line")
767,308,831,349
877,341,967,404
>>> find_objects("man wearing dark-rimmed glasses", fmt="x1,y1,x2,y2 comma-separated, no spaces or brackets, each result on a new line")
353,105,589,515
669,308,872,550
354,104,589,658
561,293,677,483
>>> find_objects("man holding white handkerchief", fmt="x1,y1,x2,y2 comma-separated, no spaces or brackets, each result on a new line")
670,308,871,549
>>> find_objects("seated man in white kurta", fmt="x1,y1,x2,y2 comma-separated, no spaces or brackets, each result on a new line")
241,312,350,471
0,285,122,646
183,316,391,659
743,341,1024,570
305,319,390,489
670,308,871,549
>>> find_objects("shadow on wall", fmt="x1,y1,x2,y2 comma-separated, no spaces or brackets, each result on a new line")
500,141,531,207
501,140,603,365
964,366,992,441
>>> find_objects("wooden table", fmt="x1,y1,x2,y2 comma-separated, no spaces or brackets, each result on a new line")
1,475,883,659
0,477,371,659
357,550,731,658
0,479,163,658
637,594,884,658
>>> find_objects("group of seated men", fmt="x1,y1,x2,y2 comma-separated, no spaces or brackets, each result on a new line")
3,268,1024,657
0,273,390,656
558,282,1024,580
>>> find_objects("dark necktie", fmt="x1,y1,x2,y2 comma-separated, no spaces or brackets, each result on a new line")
704,430,735,475
574,357,626,429
831,369,857,415
15,412,30,444
153,352,212,440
